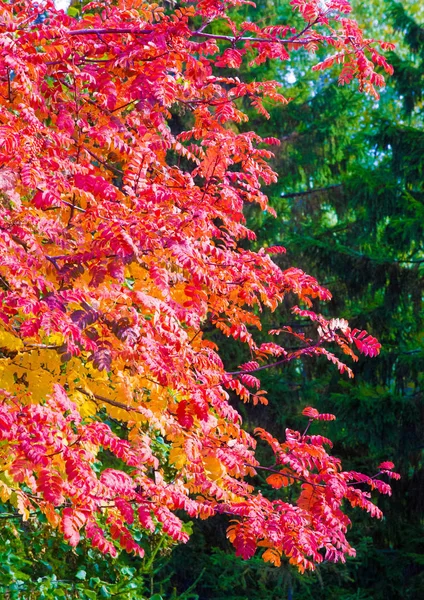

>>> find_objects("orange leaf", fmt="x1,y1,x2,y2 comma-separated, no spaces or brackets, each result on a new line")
262,548,282,567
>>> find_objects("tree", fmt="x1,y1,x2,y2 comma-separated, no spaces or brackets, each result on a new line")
0,0,398,579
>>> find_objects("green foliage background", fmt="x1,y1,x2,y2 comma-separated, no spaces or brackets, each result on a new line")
1,1,423,598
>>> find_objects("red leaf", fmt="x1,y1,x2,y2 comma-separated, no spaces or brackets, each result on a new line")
216,48,244,69
33,190,60,210
302,407,319,419
351,329,381,357
37,470,64,506
115,498,135,525
265,245,286,254
228,523,257,560
302,406,335,421
176,400,194,429
238,361,260,372
379,461,395,470
62,508,87,547
99,469,135,496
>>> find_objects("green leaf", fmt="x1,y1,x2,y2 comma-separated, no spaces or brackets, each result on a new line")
68,6,80,18
76,569,87,580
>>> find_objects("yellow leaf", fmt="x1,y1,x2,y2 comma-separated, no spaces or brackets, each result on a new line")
47,333,64,346
84,362,109,380
169,446,187,470
0,329,23,351
70,390,97,418
203,455,225,480
0,471,15,486
147,388,168,415
0,359,15,391
0,480,12,502
10,491,31,521
25,369,54,403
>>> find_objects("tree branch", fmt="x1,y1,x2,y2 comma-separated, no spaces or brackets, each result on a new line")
247,463,326,488
66,27,326,47
76,387,142,413
280,184,343,199
227,345,319,376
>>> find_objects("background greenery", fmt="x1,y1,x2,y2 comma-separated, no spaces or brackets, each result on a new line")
1,1,422,598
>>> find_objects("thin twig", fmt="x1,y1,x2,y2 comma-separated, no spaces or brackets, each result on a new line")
246,463,326,488
280,184,342,199
76,387,141,413
65,27,328,47
228,345,319,376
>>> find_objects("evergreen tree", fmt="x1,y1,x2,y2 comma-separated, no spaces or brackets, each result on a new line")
245,2,424,597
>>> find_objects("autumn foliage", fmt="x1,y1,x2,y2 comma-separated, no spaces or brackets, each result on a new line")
0,0,398,572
